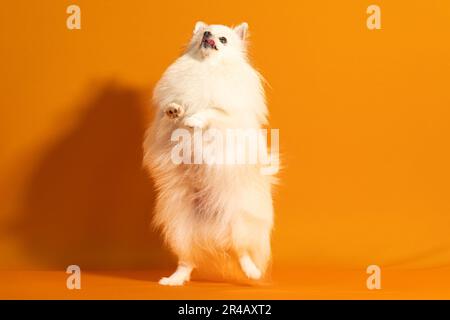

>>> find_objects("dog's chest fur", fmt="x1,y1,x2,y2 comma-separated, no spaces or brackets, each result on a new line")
157,55,261,117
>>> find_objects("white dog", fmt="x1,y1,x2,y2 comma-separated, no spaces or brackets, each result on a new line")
143,21,275,286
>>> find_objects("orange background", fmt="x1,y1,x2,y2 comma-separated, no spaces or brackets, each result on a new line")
1,0,450,298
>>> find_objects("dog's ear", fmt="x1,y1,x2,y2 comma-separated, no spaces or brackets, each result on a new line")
234,22,248,40
193,21,207,34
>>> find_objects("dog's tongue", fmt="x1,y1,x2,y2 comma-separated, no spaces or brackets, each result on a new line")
206,39,215,47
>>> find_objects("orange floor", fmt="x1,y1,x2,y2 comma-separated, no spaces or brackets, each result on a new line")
1,267,450,300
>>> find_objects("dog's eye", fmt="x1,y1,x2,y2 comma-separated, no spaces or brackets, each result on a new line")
219,37,227,44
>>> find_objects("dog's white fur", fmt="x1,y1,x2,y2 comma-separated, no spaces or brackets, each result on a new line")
143,22,274,286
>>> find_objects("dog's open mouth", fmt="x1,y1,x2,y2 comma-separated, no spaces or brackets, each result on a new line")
202,38,217,50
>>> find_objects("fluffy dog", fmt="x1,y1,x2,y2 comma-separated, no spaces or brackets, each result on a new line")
143,21,275,286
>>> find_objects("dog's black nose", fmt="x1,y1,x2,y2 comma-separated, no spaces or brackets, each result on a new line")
203,31,212,38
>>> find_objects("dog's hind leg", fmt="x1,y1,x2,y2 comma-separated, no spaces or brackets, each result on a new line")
155,185,196,286
158,218,196,286
232,213,272,281
159,262,194,286
238,253,262,280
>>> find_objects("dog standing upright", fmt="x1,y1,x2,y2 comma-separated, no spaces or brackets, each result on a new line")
143,22,275,286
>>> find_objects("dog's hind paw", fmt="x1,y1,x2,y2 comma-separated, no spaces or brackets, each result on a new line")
239,255,262,280
159,275,187,286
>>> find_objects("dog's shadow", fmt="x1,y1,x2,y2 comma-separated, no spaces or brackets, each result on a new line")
13,81,173,276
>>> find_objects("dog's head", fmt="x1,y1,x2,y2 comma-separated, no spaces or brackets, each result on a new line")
187,22,248,60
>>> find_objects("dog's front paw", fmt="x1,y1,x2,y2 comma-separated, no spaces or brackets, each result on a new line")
164,103,185,119
183,115,206,129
